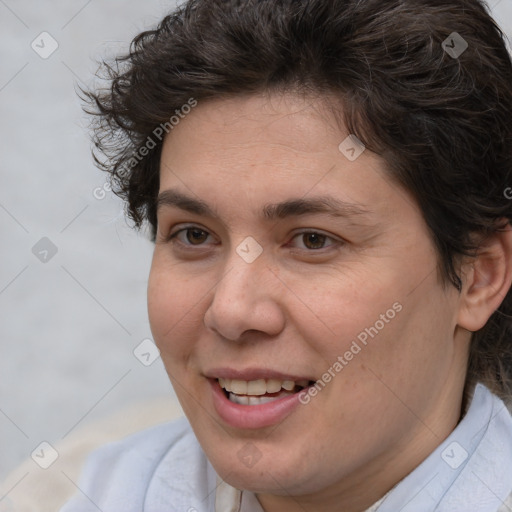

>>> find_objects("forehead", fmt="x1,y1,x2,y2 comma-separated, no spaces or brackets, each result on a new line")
157,92,416,226
161,92,346,160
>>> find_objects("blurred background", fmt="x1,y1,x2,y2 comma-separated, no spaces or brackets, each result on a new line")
0,0,511,489
0,0,181,485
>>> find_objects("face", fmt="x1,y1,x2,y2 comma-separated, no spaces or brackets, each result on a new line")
147,92,468,508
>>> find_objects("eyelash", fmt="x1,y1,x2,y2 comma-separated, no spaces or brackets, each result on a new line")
164,225,342,252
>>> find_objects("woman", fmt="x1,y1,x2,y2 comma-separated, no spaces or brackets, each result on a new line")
62,0,512,510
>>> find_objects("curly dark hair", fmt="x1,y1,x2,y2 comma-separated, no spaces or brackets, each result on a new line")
83,0,512,402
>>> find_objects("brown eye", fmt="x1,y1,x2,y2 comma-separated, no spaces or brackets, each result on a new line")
302,232,327,250
167,226,214,247
185,228,209,245
289,231,339,251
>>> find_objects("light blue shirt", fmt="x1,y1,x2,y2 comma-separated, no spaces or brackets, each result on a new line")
60,383,512,511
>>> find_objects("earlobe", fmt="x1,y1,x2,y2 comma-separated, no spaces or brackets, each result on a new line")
457,222,512,332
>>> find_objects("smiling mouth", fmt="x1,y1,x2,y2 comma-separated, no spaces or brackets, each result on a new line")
217,378,313,406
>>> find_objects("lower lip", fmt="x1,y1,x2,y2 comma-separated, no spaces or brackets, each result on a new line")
209,379,305,429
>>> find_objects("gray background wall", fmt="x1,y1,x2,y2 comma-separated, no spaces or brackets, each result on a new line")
1,0,511,482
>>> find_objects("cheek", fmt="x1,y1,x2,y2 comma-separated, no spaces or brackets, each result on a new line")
147,261,204,357
299,264,448,389
294,269,400,355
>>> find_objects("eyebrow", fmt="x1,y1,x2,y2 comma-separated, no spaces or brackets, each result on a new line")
155,189,372,221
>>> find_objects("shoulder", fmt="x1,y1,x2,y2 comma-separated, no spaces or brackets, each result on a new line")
59,416,202,512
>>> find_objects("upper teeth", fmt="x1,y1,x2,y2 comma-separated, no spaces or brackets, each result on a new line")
218,378,309,395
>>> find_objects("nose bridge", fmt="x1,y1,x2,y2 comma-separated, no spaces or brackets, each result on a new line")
215,239,266,308
218,234,267,297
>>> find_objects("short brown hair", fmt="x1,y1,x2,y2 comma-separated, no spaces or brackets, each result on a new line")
84,0,512,401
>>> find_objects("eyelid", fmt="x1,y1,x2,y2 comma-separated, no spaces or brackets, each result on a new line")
286,229,342,251
165,223,216,244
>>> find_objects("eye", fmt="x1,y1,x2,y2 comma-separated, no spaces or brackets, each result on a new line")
288,231,340,251
167,226,216,247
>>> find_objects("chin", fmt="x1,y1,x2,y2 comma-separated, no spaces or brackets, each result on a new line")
206,440,311,493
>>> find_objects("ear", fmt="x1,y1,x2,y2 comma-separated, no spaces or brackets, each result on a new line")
457,221,512,332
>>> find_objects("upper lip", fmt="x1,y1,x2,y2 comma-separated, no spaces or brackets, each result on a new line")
204,368,316,382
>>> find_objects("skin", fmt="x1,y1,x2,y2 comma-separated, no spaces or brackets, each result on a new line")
147,91,512,512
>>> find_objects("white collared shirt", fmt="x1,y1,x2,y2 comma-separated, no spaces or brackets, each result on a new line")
60,383,512,512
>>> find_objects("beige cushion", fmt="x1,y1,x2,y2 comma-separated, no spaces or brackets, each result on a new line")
0,397,184,512
498,495,512,512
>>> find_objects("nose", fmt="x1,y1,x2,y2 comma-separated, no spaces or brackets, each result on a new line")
203,247,286,342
